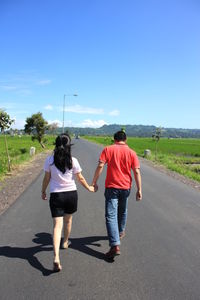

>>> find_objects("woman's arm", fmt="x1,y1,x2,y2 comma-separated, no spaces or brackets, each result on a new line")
76,172,96,192
41,171,51,200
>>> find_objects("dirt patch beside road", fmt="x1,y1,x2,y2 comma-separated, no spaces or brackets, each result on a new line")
0,151,51,215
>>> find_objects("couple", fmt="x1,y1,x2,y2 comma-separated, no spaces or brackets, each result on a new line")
41,131,142,272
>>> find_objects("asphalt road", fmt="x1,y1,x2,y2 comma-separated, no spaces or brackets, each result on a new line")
1,138,200,300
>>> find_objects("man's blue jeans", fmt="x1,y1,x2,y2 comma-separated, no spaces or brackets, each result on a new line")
104,188,130,247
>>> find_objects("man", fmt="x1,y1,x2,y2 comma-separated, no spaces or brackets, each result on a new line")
92,130,142,259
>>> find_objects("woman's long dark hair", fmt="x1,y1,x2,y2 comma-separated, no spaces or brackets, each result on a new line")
53,134,72,173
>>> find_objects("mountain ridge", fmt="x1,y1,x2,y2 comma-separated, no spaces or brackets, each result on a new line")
58,124,200,138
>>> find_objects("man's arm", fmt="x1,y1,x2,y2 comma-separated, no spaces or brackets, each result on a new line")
92,161,105,188
133,168,142,201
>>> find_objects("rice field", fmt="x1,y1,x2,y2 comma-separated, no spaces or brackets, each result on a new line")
84,136,200,183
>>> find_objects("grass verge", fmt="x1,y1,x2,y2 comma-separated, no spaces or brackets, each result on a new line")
83,136,200,183
0,135,55,180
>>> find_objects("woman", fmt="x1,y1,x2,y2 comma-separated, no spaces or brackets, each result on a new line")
41,134,96,272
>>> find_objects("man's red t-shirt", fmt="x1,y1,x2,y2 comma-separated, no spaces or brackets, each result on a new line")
99,142,140,189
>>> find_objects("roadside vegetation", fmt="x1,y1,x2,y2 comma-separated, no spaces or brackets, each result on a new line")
1,134,200,184
0,135,55,179
24,112,48,148
83,136,200,183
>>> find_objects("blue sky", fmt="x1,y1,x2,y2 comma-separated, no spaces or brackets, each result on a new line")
0,0,200,129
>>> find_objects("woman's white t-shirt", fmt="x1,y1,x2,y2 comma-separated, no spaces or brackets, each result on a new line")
44,155,82,193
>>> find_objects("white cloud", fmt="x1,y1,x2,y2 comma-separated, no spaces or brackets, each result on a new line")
64,120,74,126
109,109,120,116
11,118,26,129
0,85,18,91
10,110,29,115
80,119,108,128
0,82,32,96
37,79,52,86
48,119,62,127
60,104,104,115
44,104,53,110
0,103,16,110
0,71,52,95
16,89,32,96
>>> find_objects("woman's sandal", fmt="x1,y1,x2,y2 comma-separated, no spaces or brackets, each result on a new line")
53,262,62,272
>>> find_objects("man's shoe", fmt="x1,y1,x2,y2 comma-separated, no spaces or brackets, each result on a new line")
105,246,120,259
119,231,125,240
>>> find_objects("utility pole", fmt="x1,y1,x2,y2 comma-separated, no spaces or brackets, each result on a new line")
62,94,78,133
62,94,66,133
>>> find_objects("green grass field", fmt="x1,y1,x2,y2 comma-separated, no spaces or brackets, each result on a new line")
1,135,200,183
84,136,200,183
0,135,55,179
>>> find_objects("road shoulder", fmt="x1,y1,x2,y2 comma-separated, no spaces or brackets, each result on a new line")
0,151,50,215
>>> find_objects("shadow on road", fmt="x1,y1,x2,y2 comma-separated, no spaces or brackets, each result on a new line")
0,234,111,276
68,236,108,260
0,232,53,276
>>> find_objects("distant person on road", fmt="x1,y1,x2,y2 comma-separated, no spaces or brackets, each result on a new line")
92,130,142,259
41,133,96,272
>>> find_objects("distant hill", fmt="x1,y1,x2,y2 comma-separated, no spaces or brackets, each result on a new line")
57,124,200,138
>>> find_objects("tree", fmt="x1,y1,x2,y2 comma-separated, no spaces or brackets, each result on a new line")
152,126,162,160
0,109,14,131
0,109,14,171
24,112,48,148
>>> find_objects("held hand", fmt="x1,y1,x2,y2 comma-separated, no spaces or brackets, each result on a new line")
88,185,98,192
93,183,98,192
136,190,142,201
41,192,47,200
88,186,95,192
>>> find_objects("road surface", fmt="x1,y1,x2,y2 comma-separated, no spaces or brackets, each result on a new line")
0,139,200,300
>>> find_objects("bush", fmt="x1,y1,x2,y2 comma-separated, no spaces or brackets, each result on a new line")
20,148,28,154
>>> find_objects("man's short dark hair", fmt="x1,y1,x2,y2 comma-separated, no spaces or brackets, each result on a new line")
114,131,127,142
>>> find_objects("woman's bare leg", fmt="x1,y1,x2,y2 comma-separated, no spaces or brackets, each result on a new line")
53,217,63,263
63,214,73,247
